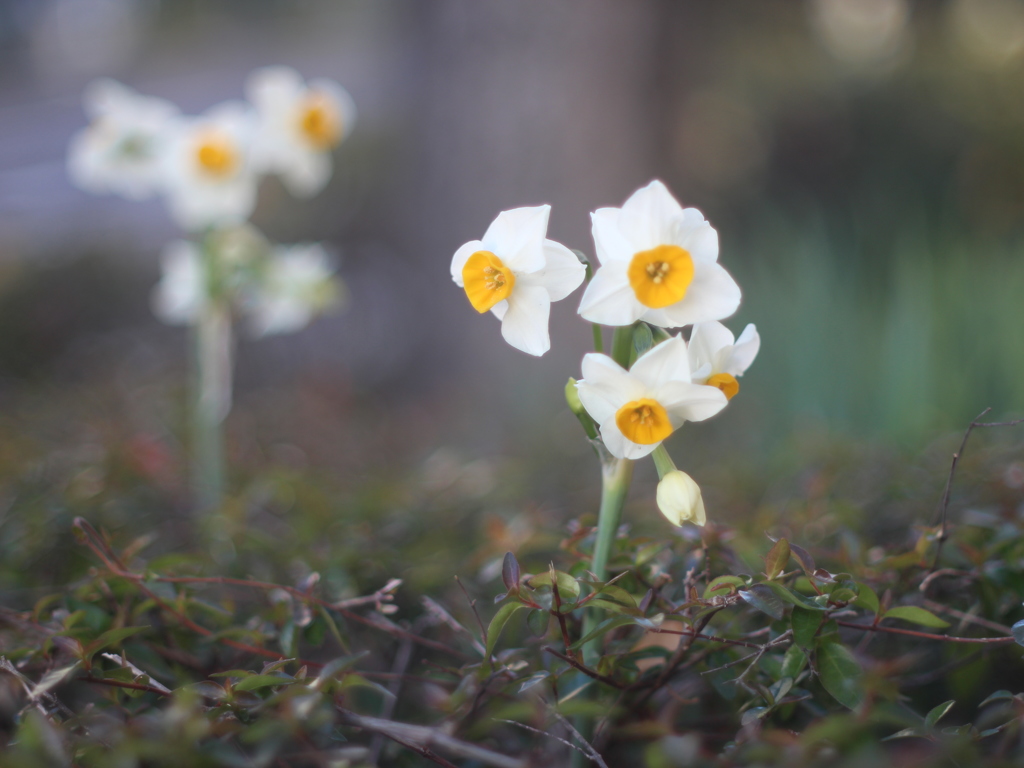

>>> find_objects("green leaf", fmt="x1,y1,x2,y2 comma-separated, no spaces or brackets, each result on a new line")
485,602,529,659
815,640,864,710
527,571,580,602
980,690,1016,707
233,674,292,692
518,672,549,694
594,584,637,609
703,575,746,598
780,645,807,679
791,607,822,648
763,581,826,611
501,552,521,592
583,598,642,617
568,615,637,651
853,583,879,614
765,538,790,580
316,605,350,654
925,699,955,730
788,542,816,576
739,584,785,620
82,627,148,664
883,606,950,629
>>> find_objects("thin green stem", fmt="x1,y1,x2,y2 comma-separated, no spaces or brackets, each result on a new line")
591,324,604,354
193,301,230,512
651,444,677,480
610,325,635,368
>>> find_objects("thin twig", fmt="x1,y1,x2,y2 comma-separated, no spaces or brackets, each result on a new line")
496,719,590,762
932,409,1024,569
836,620,1013,644
922,599,1013,635
543,647,627,690
550,709,610,768
337,709,525,768
454,576,488,649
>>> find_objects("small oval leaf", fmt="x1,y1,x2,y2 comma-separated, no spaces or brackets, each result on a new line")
883,606,950,629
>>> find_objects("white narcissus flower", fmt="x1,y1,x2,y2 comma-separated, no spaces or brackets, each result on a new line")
246,66,356,197
687,321,760,401
245,243,340,336
656,470,706,527
67,78,179,200
578,180,741,328
575,335,728,460
450,205,586,357
162,101,258,231
152,240,205,325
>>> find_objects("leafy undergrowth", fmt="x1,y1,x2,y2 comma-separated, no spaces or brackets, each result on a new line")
1,411,1024,766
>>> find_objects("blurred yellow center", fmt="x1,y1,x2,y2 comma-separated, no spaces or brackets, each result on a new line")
298,94,341,149
615,398,672,445
627,245,694,308
195,133,237,178
706,373,739,400
462,251,515,313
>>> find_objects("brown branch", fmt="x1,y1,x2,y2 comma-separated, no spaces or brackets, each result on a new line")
921,599,1013,635
932,409,1024,569
72,517,468,661
836,620,1014,644
543,647,627,690
79,676,171,697
337,709,525,768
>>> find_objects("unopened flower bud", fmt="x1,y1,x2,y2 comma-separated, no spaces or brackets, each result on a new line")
656,470,706,527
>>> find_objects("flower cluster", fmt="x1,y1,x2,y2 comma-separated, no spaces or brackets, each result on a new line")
451,180,759,528
68,67,354,335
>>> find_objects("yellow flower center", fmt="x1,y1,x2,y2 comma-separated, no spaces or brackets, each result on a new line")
627,245,695,309
706,372,739,400
194,132,238,178
298,93,342,149
615,398,673,445
461,251,516,313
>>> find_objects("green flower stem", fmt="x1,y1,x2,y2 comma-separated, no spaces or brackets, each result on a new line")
610,324,635,368
192,233,232,513
652,444,677,480
193,300,230,512
592,323,604,354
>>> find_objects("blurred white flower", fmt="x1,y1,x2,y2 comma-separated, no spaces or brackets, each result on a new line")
245,243,340,336
656,470,706,527
451,205,585,357
575,336,727,460
67,78,178,200
687,321,760,401
578,180,741,329
152,240,205,325
162,101,258,231
246,66,356,197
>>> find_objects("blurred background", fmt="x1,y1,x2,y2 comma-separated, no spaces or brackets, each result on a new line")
1,0,1023,592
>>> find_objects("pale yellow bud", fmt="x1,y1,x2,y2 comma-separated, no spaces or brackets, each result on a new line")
656,470,706,527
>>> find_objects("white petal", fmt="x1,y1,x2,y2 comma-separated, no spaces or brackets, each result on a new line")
598,417,658,460
245,66,304,112
656,381,728,424
629,335,692,390
678,220,718,264
577,353,645,424
656,470,706,527
688,321,736,373
450,240,484,286
517,239,586,301
590,207,633,264
481,205,549,274
309,77,357,139
500,284,551,356
490,300,508,320
723,323,760,376
280,149,332,197
577,261,644,326
649,261,741,327
618,180,685,251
